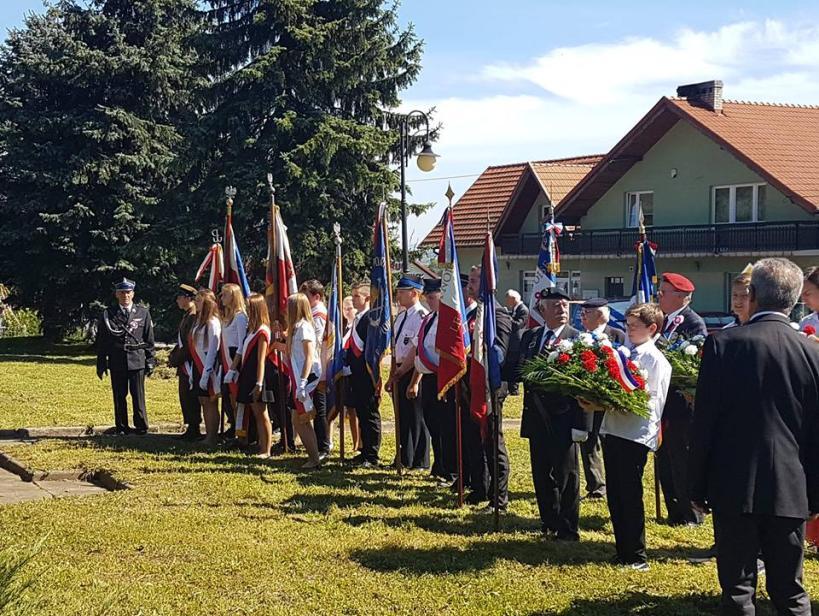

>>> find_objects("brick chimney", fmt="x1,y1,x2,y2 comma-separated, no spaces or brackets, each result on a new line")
676,80,723,112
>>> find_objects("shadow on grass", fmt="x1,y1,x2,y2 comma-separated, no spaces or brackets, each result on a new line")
0,336,93,357
539,591,720,615
0,354,96,366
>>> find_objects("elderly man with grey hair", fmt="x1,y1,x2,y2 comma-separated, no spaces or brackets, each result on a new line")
690,258,819,616
503,288,529,396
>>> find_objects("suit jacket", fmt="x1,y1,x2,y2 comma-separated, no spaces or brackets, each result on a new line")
96,304,155,372
665,305,707,339
689,313,819,518
461,300,512,409
660,306,708,421
347,308,376,408
503,302,530,381
519,324,582,438
602,325,626,346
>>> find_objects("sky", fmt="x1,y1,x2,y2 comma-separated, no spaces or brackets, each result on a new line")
4,1,819,246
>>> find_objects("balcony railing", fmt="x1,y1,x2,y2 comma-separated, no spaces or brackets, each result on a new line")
498,221,819,257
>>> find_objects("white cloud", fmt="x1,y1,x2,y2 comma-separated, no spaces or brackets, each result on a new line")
404,19,819,246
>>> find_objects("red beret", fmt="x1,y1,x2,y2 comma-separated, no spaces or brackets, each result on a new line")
662,273,695,293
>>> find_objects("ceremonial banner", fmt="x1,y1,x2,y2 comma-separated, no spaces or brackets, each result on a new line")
436,207,470,398
195,244,224,293
528,219,563,327
469,231,501,432
364,202,392,386
631,236,658,304
325,250,345,416
224,209,251,297
266,208,298,324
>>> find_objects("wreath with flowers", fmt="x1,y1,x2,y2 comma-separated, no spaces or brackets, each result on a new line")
657,334,704,395
521,333,651,419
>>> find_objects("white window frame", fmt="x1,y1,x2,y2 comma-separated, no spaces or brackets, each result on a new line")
625,191,654,228
712,183,766,224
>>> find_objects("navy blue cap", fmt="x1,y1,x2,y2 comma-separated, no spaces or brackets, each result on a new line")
396,274,423,291
115,278,135,291
580,297,608,309
459,273,470,286
423,278,441,294
538,287,570,302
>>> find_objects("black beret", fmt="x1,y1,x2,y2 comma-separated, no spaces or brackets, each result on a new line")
580,297,608,309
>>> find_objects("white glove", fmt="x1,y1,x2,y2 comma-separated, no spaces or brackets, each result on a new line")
571,429,589,443
341,366,352,377
296,378,309,402
224,370,238,384
199,375,209,390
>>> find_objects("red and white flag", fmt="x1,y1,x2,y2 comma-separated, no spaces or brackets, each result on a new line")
195,244,224,293
265,208,298,324
436,207,470,398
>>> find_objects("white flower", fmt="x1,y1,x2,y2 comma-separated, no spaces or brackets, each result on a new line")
579,333,594,347
597,332,609,341
639,369,649,380
599,339,613,348
619,347,631,358
547,351,559,363
684,344,699,356
790,322,801,330
557,339,573,352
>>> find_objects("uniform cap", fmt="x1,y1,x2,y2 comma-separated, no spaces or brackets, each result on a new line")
176,283,197,298
423,278,441,294
115,278,135,291
396,274,423,291
662,273,695,293
580,297,608,309
539,287,571,302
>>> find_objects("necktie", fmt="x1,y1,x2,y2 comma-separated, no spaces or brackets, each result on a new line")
423,312,437,336
395,311,409,340
540,330,554,354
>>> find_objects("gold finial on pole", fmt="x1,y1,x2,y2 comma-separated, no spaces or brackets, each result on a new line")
445,183,455,208
225,185,237,215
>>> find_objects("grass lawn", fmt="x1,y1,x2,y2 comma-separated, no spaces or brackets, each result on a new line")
1,337,817,614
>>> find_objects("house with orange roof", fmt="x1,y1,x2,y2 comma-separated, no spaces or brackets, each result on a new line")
420,80,818,314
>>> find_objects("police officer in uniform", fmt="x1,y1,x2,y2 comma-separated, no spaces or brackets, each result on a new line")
386,274,430,470
96,278,156,435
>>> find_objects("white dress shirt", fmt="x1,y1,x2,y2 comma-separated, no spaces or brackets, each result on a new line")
393,302,428,364
600,339,671,451
222,312,248,351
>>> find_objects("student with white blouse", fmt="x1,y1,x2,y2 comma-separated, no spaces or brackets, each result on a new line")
219,283,248,438
190,288,222,446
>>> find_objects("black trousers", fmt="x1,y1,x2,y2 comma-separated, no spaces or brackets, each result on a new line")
459,384,481,492
421,374,456,479
602,435,649,564
177,375,201,429
657,394,703,525
714,513,809,616
355,387,381,464
313,384,330,454
220,384,236,431
580,411,606,496
397,372,430,469
528,411,580,539
110,369,148,432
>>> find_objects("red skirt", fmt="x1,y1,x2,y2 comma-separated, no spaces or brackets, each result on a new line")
806,518,819,547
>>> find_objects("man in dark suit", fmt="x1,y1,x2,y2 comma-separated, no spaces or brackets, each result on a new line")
520,288,583,540
690,258,819,615
95,278,155,435
503,289,529,395
578,297,626,500
463,266,512,511
656,272,708,525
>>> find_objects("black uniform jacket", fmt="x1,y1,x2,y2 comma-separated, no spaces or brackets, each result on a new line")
689,313,819,518
519,324,582,439
96,304,156,372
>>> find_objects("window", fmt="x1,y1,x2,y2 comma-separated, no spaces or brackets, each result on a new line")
554,270,582,298
713,183,767,223
521,271,538,296
626,192,654,227
605,276,625,298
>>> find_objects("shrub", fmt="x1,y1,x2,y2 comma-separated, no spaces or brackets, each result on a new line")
0,308,42,338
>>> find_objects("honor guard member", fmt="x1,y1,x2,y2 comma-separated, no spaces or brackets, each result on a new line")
656,272,708,526
96,278,156,435
408,278,457,484
519,287,584,540
347,282,381,467
170,284,202,440
466,265,513,512
457,273,481,495
578,297,626,500
386,274,430,470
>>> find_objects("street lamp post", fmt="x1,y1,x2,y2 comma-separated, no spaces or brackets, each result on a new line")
398,110,439,272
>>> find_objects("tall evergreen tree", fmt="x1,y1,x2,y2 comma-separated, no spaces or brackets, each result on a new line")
0,0,204,338
189,0,430,283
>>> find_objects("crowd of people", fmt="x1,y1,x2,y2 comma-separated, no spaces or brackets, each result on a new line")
93,259,819,614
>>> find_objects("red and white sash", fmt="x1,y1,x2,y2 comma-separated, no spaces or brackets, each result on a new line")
188,328,220,397
416,313,438,373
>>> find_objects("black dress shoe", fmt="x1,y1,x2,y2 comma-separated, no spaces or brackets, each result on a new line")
465,492,487,506
133,428,148,436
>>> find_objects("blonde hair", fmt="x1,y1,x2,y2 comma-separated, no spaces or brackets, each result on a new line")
195,288,219,328
285,293,313,356
246,293,270,333
220,283,246,324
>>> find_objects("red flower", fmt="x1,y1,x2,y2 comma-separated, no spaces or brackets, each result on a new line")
582,358,598,372
634,375,646,389
580,350,597,363
558,353,571,365
605,357,619,379
626,360,638,372
805,325,817,336
600,345,614,356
